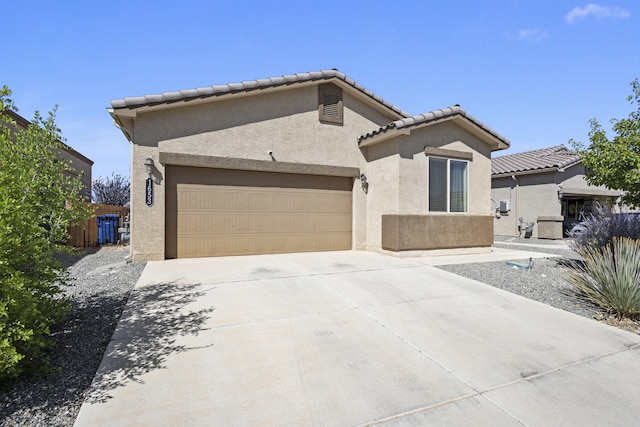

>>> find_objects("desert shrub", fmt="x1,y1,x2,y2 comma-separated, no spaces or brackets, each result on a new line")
569,205,640,253
0,87,92,380
565,237,640,319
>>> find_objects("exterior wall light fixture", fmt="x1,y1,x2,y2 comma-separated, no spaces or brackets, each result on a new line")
360,173,367,185
144,157,155,176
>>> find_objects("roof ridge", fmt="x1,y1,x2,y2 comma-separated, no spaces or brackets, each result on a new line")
492,144,582,175
393,104,462,127
110,69,411,118
494,144,568,159
358,104,510,149
539,144,573,155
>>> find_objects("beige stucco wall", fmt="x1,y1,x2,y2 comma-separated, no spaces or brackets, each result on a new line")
562,165,591,189
363,140,400,251
398,122,493,216
492,176,514,236
58,148,93,200
491,163,620,238
122,82,502,260
363,121,495,251
492,172,561,238
3,111,93,200
382,215,494,250
561,163,621,197
128,84,395,260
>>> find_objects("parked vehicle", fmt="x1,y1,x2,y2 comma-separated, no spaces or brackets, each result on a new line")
568,222,588,237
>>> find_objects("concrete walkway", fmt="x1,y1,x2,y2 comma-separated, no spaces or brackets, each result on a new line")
74,249,640,426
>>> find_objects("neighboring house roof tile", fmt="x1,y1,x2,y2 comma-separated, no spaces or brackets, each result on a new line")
110,69,411,118
492,145,581,176
358,104,510,148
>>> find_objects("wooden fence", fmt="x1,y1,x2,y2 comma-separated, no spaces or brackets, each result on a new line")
67,203,130,247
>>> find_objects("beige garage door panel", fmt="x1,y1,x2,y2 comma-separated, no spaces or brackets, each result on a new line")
166,167,352,258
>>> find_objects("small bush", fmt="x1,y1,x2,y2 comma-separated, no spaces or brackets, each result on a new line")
569,205,640,253
565,237,640,319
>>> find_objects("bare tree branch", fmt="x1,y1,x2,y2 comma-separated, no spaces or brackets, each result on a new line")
92,174,130,206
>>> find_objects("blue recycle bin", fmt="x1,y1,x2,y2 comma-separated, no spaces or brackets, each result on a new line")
97,214,120,245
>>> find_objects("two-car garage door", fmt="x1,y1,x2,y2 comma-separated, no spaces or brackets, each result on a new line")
165,166,353,258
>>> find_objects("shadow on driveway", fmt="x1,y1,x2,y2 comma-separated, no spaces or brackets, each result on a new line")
85,282,215,404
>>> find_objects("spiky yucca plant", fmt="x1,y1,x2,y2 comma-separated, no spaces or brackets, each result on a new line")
566,237,640,319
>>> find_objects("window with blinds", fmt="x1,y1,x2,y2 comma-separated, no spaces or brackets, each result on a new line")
428,157,468,213
429,158,448,212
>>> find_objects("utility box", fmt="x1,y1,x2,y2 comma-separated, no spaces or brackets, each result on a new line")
97,214,120,245
537,216,564,240
499,200,510,213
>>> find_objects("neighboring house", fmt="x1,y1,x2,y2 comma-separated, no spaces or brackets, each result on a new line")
2,109,93,200
491,145,621,239
108,69,510,261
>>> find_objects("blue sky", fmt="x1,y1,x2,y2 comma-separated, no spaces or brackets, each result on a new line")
4,1,639,180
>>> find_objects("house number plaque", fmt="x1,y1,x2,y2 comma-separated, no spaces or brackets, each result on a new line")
145,177,154,206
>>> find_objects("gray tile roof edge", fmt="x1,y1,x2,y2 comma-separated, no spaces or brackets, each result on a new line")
358,105,510,146
491,145,582,175
110,69,411,118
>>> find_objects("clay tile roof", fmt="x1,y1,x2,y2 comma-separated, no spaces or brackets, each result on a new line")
491,145,582,175
110,69,410,117
358,104,510,147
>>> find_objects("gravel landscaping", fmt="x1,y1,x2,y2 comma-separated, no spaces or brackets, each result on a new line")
1,239,638,426
0,246,146,427
439,242,594,317
439,238,640,335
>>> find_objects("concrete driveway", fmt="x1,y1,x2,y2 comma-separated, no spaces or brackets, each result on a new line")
74,249,640,426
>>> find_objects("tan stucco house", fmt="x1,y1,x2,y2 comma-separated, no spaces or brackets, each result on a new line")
492,145,621,239
108,70,510,261
2,109,93,199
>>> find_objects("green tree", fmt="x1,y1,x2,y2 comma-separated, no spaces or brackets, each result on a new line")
0,86,92,379
571,79,640,207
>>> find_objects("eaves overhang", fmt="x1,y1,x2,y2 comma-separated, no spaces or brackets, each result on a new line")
561,186,622,198
492,158,583,178
492,167,561,178
109,70,410,118
108,69,411,143
356,124,411,146
359,105,510,151
108,108,135,142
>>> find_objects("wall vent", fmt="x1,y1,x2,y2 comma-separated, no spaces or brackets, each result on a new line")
318,83,343,125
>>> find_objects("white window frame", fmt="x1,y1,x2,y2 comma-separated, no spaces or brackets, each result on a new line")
428,157,469,213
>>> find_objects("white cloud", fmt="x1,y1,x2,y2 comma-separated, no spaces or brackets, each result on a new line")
566,3,631,23
505,29,549,42
517,29,549,42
